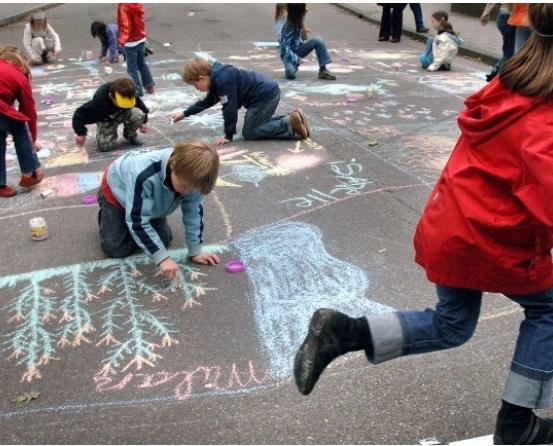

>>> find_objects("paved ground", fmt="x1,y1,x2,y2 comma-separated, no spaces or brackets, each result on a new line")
0,3,550,445
338,3,504,61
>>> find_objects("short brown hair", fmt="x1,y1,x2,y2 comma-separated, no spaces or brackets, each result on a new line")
501,3,553,100
169,140,219,194
182,58,212,83
109,78,136,98
0,46,31,79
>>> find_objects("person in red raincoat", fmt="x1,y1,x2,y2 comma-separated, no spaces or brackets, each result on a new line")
293,4,553,444
0,47,43,197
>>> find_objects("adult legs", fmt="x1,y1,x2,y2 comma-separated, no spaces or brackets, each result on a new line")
391,4,407,41
515,26,532,54
379,5,392,40
410,3,428,31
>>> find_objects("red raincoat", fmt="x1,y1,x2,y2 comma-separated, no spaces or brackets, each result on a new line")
0,60,37,142
117,3,147,46
414,77,553,294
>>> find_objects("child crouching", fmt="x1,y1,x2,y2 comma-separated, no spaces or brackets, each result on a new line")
420,11,463,71
97,141,220,279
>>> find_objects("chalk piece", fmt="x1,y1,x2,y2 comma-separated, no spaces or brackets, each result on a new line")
368,140,379,147
81,195,97,205
377,248,386,253
68,58,77,61
188,11,195,16
347,96,356,103
104,66,113,75
163,42,172,47
225,259,245,273
40,189,53,198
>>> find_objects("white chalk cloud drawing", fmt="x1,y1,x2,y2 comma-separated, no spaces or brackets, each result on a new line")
232,221,394,379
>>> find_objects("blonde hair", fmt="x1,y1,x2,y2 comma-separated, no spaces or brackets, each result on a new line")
0,46,31,79
169,140,219,194
182,58,212,83
501,3,553,99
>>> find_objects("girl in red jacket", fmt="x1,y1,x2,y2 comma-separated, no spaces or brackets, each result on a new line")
0,47,43,197
294,4,553,444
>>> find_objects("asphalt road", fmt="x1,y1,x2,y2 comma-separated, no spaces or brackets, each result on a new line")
0,3,549,444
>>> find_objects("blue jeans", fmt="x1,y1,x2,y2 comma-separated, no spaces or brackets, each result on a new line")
124,42,154,97
419,37,433,68
0,115,41,186
285,36,332,79
515,26,532,54
410,3,425,29
494,11,516,70
366,285,553,409
242,93,296,140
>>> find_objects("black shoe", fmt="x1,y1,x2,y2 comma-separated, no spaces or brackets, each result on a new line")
495,409,553,444
390,37,401,43
378,36,389,42
486,68,499,82
127,137,144,146
417,26,430,33
438,64,451,71
318,67,336,80
294,309,371,395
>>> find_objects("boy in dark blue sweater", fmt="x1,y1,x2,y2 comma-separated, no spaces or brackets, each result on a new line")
171,58,310,145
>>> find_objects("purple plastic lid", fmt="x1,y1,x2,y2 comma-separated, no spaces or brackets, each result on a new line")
82,195,97,205
225,259,245,273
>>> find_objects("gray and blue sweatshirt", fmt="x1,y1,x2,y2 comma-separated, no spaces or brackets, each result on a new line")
107,148,204,264
183,61,279,140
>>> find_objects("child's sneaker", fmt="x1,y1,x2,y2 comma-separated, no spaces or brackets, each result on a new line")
290,110,309,139
145,85,155,94
438,64,451,71
0,185,17,197
318,67,336,80
19,170,44,188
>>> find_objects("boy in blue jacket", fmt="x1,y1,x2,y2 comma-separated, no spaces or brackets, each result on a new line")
171,58,310,145
97,140,220,279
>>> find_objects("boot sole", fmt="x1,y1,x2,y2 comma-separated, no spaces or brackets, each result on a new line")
296,110,311,138
290,111,308,139
293,309,336,395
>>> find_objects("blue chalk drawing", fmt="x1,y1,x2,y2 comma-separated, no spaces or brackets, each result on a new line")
76,172,101,193
232,221,394,379
186,111,225,130
2,245,227,382
252,41,280,48
223,164,268,187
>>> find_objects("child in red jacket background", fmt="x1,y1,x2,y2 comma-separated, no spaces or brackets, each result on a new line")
117,3,155,97
0,47,43,197
294,4,553,444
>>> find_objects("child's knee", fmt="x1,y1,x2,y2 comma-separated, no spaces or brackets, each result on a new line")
312,36,325,47
100,241,134,259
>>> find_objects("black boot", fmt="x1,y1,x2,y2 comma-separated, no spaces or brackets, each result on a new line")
294,309,372,395
494,400,553,444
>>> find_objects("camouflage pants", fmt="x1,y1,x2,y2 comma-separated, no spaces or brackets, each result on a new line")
96,108,145,152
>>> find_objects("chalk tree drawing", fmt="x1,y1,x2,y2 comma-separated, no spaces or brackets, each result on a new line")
2,245,227,383
232,221,394,379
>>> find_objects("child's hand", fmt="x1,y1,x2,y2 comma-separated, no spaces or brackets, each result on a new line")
191,253,220,266
214,136,230,145
171,112,185,123
31,56,42,65
32,142,41,152
139,123,148,134
159,257,180,279
75,135,86,147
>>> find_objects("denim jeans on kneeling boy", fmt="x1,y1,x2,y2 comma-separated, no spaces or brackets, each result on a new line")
364,284,553,409
97,190,173,259
0,115,41,186
124,42,154,96
242,93,296,140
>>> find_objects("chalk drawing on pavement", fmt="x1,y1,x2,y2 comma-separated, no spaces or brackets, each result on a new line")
2,245,228,382
232,221,394,379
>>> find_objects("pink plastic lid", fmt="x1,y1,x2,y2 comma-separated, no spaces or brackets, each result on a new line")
82,195,97,205
225,259,245,273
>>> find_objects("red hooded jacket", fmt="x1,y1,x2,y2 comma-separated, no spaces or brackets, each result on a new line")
0,60,37,142
117,3,147,47
414,77,553,294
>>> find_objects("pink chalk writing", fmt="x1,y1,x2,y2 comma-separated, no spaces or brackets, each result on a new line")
94,360,270,400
